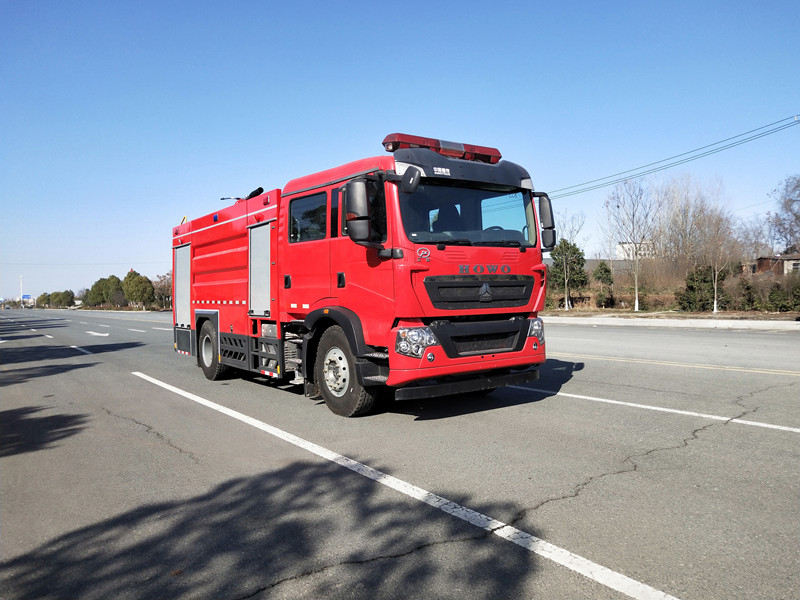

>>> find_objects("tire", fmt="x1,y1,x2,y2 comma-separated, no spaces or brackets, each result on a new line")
198,321,227,380
314,326,376,417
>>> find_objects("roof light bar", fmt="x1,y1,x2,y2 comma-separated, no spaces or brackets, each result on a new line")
382,133,502,164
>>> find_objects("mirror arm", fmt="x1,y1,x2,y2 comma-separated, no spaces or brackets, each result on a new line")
381,170,402,183
378,168,421,193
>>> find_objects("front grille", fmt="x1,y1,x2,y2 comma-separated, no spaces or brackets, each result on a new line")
451,331,518,355
429,316,528,358
424,275,534,310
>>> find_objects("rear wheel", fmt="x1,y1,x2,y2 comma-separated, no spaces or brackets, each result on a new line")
198,321,227,380
315,326,376,417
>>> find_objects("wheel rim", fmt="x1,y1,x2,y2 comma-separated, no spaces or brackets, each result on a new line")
322,345,348,397
201,334,213,367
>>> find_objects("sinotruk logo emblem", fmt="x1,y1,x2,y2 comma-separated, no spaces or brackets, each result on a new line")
479,283,492,302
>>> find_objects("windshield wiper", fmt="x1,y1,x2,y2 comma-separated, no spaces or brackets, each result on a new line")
480,240,522,247
435,238,473,248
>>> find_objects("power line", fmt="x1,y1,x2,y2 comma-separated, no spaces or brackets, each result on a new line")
553,121,797,198
549,115,796,194
549,115,799,199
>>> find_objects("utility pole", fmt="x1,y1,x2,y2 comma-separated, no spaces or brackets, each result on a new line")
20,275,23,307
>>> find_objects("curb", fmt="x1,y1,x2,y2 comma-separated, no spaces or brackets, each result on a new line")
543,316,800,331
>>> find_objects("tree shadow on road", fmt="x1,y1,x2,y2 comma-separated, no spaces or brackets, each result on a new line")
0,406,90,457
0,342,144,366
78,342,145,356
0,363,97,387
0,319,68,337
0,461,539,600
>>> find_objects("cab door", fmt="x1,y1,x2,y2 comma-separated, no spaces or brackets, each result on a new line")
329,182,395,344
281,191,332,321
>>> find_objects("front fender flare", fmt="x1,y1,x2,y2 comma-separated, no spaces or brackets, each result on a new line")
301,307,372,383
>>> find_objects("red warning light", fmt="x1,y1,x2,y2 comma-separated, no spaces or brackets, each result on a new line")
382,133,501,164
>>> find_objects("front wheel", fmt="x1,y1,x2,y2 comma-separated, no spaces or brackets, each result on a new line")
314,326,376,417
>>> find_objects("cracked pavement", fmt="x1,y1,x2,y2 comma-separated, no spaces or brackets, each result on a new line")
2,311,798,599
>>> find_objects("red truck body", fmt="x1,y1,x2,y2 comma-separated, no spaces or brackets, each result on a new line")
172,134,556,416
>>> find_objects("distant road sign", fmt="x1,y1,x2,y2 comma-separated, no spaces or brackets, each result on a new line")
22,295,31,299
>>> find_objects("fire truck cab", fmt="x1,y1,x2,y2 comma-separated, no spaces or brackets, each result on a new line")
173,133,556,416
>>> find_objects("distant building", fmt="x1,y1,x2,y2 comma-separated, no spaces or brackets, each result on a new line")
752,254,800,276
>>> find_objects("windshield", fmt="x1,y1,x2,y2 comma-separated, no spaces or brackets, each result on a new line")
398,181,538,247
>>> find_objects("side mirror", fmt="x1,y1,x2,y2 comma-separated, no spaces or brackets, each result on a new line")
400,167,421,194
535,192,554,229
344,179,371,243
533,192,556,252
541,229,557,252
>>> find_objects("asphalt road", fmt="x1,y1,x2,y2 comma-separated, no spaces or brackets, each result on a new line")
1,308,798,599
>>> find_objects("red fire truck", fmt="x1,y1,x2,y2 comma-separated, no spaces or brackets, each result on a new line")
172,133,556,416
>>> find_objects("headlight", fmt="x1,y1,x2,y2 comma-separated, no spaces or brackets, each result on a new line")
527,318,544,344
396,327,439,358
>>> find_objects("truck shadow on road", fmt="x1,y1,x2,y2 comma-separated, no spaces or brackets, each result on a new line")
0,461,540,600
386,359,584,420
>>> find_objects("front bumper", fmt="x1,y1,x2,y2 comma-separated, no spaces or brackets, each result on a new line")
393,366,540,401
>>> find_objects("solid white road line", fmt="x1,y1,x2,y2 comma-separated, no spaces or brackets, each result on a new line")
132,371,680,600
549,352,800,377
512,387,800,434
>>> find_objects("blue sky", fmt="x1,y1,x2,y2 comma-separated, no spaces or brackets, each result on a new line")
1,0,798,300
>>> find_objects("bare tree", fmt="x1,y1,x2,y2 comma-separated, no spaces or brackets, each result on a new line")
604,179,664,311
653,175,711,274
556,208,586,245
153,271,173,310
698,204,738,313
554,209,586,310
597,208,620,284
737,214,777,262
768,175,800,253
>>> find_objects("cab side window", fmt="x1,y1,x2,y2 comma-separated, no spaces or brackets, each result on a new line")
289,192,327,243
